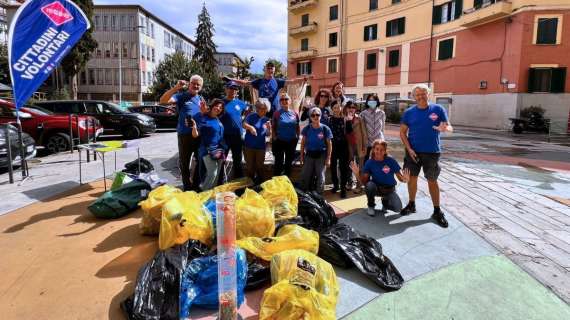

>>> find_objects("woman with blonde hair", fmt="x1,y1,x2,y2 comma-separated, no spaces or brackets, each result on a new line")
350,139,410,217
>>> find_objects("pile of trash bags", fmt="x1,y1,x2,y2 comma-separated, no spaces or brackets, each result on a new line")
122,175,404,319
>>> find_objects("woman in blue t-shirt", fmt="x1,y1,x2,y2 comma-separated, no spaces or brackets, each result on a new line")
271,93,300,176
300,107,333,193
191,99,225,191
243,98,272,184
350,139,410,217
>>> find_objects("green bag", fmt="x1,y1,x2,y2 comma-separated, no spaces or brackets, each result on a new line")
88,180,151,219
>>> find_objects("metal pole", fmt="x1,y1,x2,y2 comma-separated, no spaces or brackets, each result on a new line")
69,114,73,154
86,118,90,163
102,152,107,191
5,125,13,184
15,111,26,178
119,30,122,106
75,114,80,152
79,148,82,184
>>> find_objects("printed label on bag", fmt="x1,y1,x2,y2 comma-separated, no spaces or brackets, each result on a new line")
291,257,316,289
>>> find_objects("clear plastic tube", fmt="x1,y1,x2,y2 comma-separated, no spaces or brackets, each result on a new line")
216,192,238,320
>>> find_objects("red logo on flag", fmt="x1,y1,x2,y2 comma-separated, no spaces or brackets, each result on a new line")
429,113,439,121
41,1,74,26
382,165,390,174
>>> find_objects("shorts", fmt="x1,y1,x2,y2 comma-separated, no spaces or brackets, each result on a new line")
404,152,441,181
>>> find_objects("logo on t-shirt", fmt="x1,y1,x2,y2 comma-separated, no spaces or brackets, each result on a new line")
318,132,324,139
429,113,439,121
235,105,241,111
382,165,391,174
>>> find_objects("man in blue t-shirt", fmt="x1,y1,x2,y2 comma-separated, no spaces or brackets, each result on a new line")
400,84,453,228
226,61,306,116
159,75,208,191
219,81,248,179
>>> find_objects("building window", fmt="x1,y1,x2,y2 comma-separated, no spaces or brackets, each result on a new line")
386,17,405,37
103,15,108,31
474,0,498,10
147,72,152,85
140,16,144,28
151,48,155,62
94,15,100,31
366,53,377,70
147,46,151,61
392,0,401,4
88,69,95,85
129,15,135,28
433,0,462,25
142,71,146,86
80,71,87,85
96,44,102,58
105,69,112,85
364,24,378,41
370,0,378,11
437,37,455,60
97,69,104,85
120,15,126,29
536,18,559,45
329,32,338,47
305,85,312,97
114,70,119,85
301,38,309,51
528,68,566,93
301,14,309,27
122,43,128,58
131,42,137,59
296,62,312,75
150,23,155,38
330,5,338,21
141,43,145,59
105,42,111,58
327,58,338,73
111,15,117,31
113,42,119,58
388,50,400,67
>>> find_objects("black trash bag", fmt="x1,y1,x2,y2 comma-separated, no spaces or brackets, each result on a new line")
319,223,404,291
245,260,270,291
123,157,154,175
274,216,305,234
121,240,210,320
296,188,338,232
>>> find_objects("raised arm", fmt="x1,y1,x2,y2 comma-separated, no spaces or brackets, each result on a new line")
159,80,185,105
349,161,370,185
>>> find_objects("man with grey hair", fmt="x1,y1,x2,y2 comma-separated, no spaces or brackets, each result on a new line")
160,75,208,191
399,84,453,228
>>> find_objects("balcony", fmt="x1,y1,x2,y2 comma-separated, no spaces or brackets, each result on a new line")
461,0,512,27
289,22,318,37
289,48,318,60
289,0,318,13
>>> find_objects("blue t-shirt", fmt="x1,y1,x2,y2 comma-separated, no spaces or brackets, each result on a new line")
273,110,299,141
302,124,333,152
220,98,247,136
363,156,401,186
252,77,286,112
198,115,224,157
244,113,269,150
402,104,449,153
173,92,202,135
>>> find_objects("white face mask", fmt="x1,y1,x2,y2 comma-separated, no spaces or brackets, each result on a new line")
367,101,378,109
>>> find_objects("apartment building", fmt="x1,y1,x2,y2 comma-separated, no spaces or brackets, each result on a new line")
214,52,245,76
7,4,195,103
287,0,570,131
0,0,9,44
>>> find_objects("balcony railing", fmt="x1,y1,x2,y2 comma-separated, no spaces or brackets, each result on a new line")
289,48,318,60
289,22,318,37
289,0,318,12
461,0,512,27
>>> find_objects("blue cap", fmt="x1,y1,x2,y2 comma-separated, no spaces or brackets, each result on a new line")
225,80,240,89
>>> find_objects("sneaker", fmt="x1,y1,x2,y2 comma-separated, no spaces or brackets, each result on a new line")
400,203,416,216
340,189,347,199
367,207,376,217
379,207,388,215
432,211,449,228
331,185,339,193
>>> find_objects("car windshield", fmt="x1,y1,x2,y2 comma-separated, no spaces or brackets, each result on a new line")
107,102,130,114
24,105,53,115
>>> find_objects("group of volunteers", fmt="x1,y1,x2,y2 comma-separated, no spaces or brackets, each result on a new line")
160,61,453,228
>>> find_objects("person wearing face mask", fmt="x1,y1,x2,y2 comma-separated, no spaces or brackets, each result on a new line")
360,93,386,163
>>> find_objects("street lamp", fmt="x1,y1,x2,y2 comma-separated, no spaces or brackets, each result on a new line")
119,25,145,107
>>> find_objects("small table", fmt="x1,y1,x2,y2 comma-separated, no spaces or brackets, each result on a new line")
77,141,140,191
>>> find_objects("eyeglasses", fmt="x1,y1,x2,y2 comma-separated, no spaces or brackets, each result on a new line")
310,114,321,118
280,98,290,102
319,95,329,98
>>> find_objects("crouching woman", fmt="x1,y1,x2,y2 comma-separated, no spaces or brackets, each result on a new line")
349,139,410,217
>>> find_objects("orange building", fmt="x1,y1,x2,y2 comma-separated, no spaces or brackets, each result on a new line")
287,0,570,132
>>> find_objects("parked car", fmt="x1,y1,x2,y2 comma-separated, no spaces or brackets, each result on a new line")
509,112,550,134
0,100,102,154
34,100,156,139
0,124,36,168
128,105,177,128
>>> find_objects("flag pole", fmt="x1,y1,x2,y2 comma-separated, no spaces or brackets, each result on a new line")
15,108,26,178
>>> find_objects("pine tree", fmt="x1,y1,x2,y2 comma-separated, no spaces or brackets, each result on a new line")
60,0,97,99
148,51,198,101
192,4,218,75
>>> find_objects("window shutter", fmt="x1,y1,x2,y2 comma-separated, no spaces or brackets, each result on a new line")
528,68,536,93
308,62,312,75
386,21,390,37
297,63,301,76
454,0,463,19
433,6,442,25
399,17,405,34
551,67,566,93
474,0,483,9
372,25,377,40
364,27,369,41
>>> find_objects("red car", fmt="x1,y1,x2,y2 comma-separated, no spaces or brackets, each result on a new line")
0,99,103,154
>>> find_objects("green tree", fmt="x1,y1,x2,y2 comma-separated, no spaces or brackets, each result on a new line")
148,51,198,101
60,0,97,99
264,58,285,77
232,56,254,80
0,43,10,85
192,4,218,75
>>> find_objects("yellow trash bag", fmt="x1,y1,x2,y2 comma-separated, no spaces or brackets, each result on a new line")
198,177,254,202
139,185,182,236
260,176,298,221
159,191,214,250
259,250,339,320
237,224,318,261
236,189,275,240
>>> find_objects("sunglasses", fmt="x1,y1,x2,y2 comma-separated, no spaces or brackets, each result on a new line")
280,98,290,102
310,114,321,118
319,94,329,98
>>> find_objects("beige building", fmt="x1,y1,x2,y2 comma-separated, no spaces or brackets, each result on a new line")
287,0,570,131
214,52,244,77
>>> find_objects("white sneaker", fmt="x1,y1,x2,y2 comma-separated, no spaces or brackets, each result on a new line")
367,207,376,217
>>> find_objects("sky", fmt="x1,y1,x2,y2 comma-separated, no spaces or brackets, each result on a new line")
95,0,288,73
